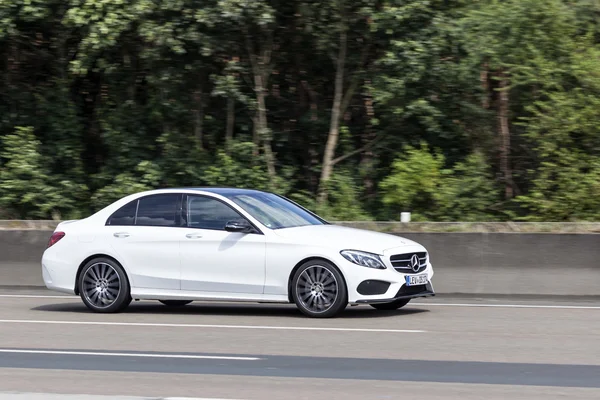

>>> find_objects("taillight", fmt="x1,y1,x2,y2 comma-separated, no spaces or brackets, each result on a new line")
47,231,65,248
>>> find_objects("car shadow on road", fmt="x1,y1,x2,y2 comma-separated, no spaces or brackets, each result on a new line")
31,301,430,319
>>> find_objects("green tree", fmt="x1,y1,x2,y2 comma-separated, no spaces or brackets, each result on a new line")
0,127,88,219
379,143,445,220
380,143,499,221
517,43,600,221
1,0,600,222
460,0,578,199
434,152,501,221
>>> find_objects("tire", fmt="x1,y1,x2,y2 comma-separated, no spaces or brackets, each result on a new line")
369,298,411,311
291,259,348,318
78,257,132,313
159,300,193,307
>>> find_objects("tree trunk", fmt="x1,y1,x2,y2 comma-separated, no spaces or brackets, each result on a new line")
7,41,19,115
254,73,276,181
252,115,259,157
361,81,376,197
225,96,235,153
193,88,204,149
243,24,276,181
497,71,513,199
481,62,490,109
318,29,347,204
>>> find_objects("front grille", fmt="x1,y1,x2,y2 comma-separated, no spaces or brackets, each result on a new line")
390,252,427,273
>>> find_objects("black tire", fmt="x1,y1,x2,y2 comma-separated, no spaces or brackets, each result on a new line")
159,300,193,307
291,259,348,318
369,298,411,311
78,257,132,313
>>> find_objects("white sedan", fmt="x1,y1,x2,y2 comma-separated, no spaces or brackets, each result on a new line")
42,188,435,318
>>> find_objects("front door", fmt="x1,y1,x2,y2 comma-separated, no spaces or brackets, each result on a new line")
179,194,266,294
105,193,183,290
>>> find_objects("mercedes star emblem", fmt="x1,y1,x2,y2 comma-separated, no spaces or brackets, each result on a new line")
410,254,420,272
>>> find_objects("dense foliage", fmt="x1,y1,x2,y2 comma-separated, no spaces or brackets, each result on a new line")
1,0,599,221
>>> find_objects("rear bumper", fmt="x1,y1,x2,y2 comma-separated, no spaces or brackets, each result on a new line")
41,249,77,295
353,281,435,304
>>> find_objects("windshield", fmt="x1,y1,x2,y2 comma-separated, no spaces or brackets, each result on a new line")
225,192,327,229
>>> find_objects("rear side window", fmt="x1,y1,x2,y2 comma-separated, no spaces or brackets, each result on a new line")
136,194,181,227
106,200,138,226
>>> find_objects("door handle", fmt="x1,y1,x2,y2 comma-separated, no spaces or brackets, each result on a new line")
185,233,203,239
113,232,130,238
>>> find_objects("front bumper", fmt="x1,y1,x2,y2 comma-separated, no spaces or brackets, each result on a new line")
335,244,435,304
354,281,435,304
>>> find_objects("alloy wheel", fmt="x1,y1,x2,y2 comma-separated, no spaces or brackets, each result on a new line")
295,265,339,314
78,257,131,313
82,262,122,309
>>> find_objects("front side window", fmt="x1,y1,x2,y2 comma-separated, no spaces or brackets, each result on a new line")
135,194,180,227
187,195,245,230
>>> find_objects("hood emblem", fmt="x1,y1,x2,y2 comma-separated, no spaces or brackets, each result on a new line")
410,254,420,272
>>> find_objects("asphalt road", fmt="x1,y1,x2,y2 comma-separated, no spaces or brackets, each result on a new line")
0,290,599,400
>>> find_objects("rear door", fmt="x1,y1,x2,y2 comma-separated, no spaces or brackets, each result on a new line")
104,193,183,290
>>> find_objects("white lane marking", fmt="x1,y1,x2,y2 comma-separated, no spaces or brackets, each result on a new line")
0,395,240,400
0,395,239,400
1,294,597,310
412,302,600,310
164,398,242,400
0,295,75,299
0,348,259,361
0,319,425,333
164,397,241,400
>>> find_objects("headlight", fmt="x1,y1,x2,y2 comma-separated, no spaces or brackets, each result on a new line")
340,250,386,269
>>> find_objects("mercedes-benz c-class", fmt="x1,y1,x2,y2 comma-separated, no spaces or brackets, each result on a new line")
42,188,435,317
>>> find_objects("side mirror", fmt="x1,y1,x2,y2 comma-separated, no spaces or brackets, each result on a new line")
224,219,253,233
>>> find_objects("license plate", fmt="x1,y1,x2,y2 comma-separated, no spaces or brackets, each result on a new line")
405,274,428,286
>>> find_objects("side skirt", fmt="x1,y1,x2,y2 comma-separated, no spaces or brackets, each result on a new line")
130,288,290,303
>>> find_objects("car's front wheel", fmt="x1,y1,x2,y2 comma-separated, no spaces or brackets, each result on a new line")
369,298,411,311
159,300,193,307
291,260,348,318
78,257,132,313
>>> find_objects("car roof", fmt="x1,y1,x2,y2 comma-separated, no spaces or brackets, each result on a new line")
167,187,272,196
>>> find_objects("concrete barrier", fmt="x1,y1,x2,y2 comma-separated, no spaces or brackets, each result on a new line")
395,233,599,297
0,227,598,297
0,230,51,287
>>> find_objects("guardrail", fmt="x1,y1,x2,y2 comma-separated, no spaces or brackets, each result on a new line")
0,221,598,297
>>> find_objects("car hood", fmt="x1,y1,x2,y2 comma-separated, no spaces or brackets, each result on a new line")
271,224,422,254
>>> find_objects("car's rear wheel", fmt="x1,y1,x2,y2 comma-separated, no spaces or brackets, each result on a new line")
159,300,193,307
291,260,347,318
369,298,411,310
78,257,131,313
